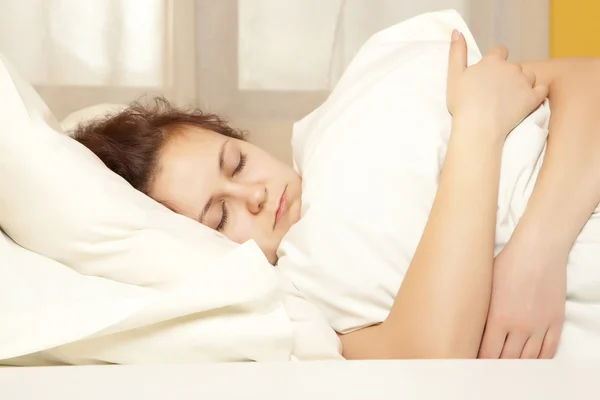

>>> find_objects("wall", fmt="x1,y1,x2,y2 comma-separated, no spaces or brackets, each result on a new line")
551,0,600,58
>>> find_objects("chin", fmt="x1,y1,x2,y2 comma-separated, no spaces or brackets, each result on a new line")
266,252,278,265
290,201,302,226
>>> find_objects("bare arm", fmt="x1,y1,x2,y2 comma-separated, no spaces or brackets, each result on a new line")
341,121,502,359
476,58,600,359
515,58,600,254
340,35,548,360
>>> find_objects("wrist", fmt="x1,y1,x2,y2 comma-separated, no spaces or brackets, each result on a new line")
509,216,573,260
451,113,505,150
514,176,599,256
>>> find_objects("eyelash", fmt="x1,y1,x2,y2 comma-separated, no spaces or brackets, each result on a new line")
217,202,228,231
217,153,246,231
233,153,247,176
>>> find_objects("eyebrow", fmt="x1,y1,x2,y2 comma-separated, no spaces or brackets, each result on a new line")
199,140,228,223
218,140,228,170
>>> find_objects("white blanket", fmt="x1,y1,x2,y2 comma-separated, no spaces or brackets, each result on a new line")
277,10,600,358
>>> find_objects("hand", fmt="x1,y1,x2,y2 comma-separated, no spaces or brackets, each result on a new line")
446,30,548,140
478,235,567,359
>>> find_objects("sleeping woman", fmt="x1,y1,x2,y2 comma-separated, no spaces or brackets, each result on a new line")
74,31,600,360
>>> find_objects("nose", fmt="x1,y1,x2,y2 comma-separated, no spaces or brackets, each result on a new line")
241,183,267,214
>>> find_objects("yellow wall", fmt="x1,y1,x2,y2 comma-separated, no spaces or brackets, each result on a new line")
551,0,600,57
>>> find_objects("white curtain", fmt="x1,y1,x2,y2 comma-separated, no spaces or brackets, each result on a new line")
0,0,549,164
0,0,196,118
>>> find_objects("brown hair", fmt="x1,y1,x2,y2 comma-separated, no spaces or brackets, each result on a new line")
73,96,244,194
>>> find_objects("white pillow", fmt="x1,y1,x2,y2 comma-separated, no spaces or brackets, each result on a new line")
277,10,551,334
0,55,341,363
61,103,128,133
0,54,263,288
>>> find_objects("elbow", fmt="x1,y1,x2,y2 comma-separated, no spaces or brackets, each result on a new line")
379,324,480,359
400,341,478,359
421,331,481,359
421,342,479,359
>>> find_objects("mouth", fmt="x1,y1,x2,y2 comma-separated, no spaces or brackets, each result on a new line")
274,185,288,229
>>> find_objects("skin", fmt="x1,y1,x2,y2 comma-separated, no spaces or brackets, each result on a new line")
148,33,600,359
479,57,600,359
149,128,302,264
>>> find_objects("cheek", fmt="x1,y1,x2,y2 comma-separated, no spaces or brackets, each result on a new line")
225,214,262,244
225,214,279,261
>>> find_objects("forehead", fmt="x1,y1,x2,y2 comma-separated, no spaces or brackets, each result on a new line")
150,127,224,217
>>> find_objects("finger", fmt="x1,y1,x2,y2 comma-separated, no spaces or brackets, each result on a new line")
478,328,507,359
539,328,561,359
499,332,529,359
523,84,549,117
531,84,549,106
522,68,537,87
447,29,467,81
487,44,509,61
513,83,548,126
520,333,544,359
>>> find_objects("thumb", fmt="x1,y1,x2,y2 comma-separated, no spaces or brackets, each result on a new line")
447,29,467,81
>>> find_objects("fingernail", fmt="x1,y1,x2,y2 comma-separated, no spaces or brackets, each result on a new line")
451,29,461,41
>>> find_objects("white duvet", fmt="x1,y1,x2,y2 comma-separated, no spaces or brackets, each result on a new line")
277,10,600,358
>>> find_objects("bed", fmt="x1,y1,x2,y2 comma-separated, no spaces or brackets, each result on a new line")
1,360,597,399
2,9,599,370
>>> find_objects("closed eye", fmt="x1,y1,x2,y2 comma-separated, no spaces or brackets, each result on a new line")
216,202,228,231
233,153,247,176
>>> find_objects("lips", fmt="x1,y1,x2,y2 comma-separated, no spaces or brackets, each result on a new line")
274,185,288,228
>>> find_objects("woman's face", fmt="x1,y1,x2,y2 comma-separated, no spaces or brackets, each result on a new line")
150,126,302,263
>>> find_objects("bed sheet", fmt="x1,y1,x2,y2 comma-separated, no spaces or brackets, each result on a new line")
1,360,596,400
